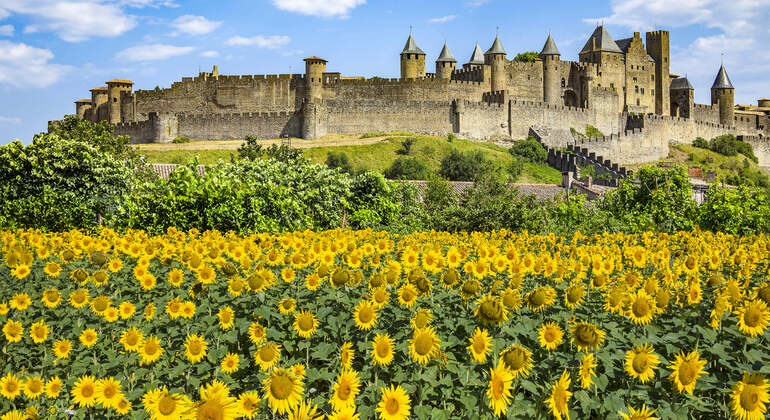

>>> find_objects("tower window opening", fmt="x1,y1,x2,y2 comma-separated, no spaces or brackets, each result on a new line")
561,78,566,88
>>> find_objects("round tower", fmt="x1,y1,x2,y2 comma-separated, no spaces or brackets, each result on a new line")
540,34,561,104
90,87,109,122
435,43,457,80
75,99,93,120
484,35,507,92
106,79,133,124
711,64,735,127
400,32,426,80
304,56,327,102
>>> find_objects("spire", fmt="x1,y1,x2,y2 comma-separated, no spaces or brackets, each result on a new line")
468,43,485,64
401,33,425,55
580,26,622,54
712,64,734,89
436,43,456,62
485,35,506,55
540,34,560,56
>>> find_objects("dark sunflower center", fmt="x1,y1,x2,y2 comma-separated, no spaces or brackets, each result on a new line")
414,333,433,356
632,353,649,372
376,340,390,357
678,361,697,385
386,398,400,414
504,349,526,370
741,385,760,411
270,374,293,399
259,346,275,361
358,307,373,324
298,315,314,331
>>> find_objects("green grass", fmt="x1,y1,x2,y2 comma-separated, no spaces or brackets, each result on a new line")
302,135,561,184
140,149,235,165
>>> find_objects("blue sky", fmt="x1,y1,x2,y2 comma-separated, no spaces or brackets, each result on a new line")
1,0,769,144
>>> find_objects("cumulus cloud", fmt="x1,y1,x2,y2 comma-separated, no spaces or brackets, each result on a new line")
0,40,71,88
429,15,457,23
0,25,13,36
170,15,222,36
225,35,291,49
271,0,365,18
0,116,22,124
200,50,219,58
115,44,194,61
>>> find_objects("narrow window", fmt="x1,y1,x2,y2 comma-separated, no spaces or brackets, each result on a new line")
561,78,566,87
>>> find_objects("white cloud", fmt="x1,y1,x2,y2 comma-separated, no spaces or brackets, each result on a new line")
465,0,488,7
0,25,13,36
0,40,71,88
1,0,136,42
225,35,291,49
200,50,219,58
170,15,222,36
271,0,365,18
429,15,457,23
119,0,178,7
0,116,21,124
115,44,194,61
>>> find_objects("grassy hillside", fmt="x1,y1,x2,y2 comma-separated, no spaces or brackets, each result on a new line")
136,133,562,184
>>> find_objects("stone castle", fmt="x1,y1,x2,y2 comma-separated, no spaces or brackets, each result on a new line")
64,26,770,167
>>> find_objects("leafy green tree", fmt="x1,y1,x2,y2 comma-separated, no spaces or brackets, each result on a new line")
698,185,770,234
397,137,416,155
693,137,709,148
237,136,263,161
709,134,758,162
509,136,547,163
383,157,432,180
439,149,493,181
513,51,540,62
325,151,354,174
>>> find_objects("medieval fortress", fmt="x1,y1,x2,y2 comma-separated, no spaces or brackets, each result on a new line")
64,27,770,167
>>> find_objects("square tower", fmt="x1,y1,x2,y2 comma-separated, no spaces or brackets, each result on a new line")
646,31,670,116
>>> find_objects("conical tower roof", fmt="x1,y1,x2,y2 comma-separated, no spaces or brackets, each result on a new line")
712,64,734,89
485,35,506,55
401,34,425,55
468,43,485,64
436,43,456,62
540,34,560,56
580,26,622,54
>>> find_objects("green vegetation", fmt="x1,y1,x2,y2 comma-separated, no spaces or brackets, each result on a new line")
571,125,605,138
509,136,547,163
693,134,758,163
325,151,354,175
359,130,413,139
140,148,234,165
383,157,432,180
171,136,191,144
513,51,540,62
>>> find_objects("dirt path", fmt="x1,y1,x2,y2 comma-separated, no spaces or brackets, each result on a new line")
133,134,403,151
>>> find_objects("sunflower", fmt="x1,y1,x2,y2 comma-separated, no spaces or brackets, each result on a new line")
624,343,660,383
737,299,770,337
538,322,564,351
53,339,72,359
195,380,240,420
578,353,597,389
254,342,281,371
79,328,99,348
278,298,297,315
69,289,90,309
90,295,111,315
2,319,23,343
409,327,440,365
328,406,359,420
288,399,323,420
108,258,123,273
459,279,481,301
467,327,492,363
11,264,30,279
731,372,770,420
238,390,261,419
221,353,240,374
293,310,319,338
281,267,296,283
397,284,419,307
120,327,144,352
164,299,182,318
371,333,395,367
305,273,322,291
570,322,606,352
330,369,360,411
116,398,132,415
411,308,433,330
44,377,62,398
119,301,136,319
376,385,410,420
0,410,25,420
0,373,22,400
371,287,390,308
196,264,216,285
668,350,707,395
545,370,572,420
290,363,306,380
41,289,62,308
525,287,556,313
499,345,533,378
500,288,522,311
217,306,235,330
681,254,699,275
143,387,194,420
248,322,266,345
619,404,659,420
168,268,185,287
262,368,303,415
564,283,585,309
8,293,30,310
180,301,196,319
353,301,378,331
184,334,208,363
71,375,97,408
474,295,509,326
338,341,354,370
144,302,156,321
487,362,513,417
43,261,62,277
96,377,124,410
139,335,164,365
627,289,656,325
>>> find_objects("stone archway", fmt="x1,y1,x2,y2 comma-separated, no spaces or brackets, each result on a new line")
671,101,680,117
564,90,579,107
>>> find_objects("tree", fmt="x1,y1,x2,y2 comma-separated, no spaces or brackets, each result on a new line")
384,157,432,180
326,151,354,174
509,136,547,163
513,51,540,62
439,149,493,181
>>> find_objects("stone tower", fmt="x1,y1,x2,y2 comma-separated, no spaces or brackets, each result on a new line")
670,77,694,118
711,64,735,127
484,35,507,93
304,56,327,102
106,79,133,124
90,87,108,122
75,99,93,120
400,33,426,80
464,43,485,70
540,34,561,104
646,31,670,116
435,43,457,80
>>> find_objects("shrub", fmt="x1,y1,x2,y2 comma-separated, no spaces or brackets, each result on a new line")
699,185,770,234
383,157,432,180
693,137,709,148
709,134,758,163
326,151,354,174
397,137,416,155
172,136,191,144
509,136,547,163
513,51,540,62
237,135,263,161
439,149,493,181
447,134,456,142
585,125,604,138
507,157,524,182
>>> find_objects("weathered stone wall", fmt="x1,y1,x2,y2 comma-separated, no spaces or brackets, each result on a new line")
507,100,594,140
114,118,155,143
506,61,542,101
693,104,720,124
323,99,455,136
741,135,770,168
177,111,302,140
456,100,508,139
573,128,667,164
323,78,485,102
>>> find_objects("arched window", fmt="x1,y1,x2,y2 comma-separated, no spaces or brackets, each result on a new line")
561,78,566,88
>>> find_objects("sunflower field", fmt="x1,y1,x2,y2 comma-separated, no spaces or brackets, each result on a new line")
1,228,770,420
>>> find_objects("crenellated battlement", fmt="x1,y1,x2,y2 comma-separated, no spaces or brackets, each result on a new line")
482,90,506,104
694,103,715,111
509,99,588,114
451,67,484,82
177,110,299,121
